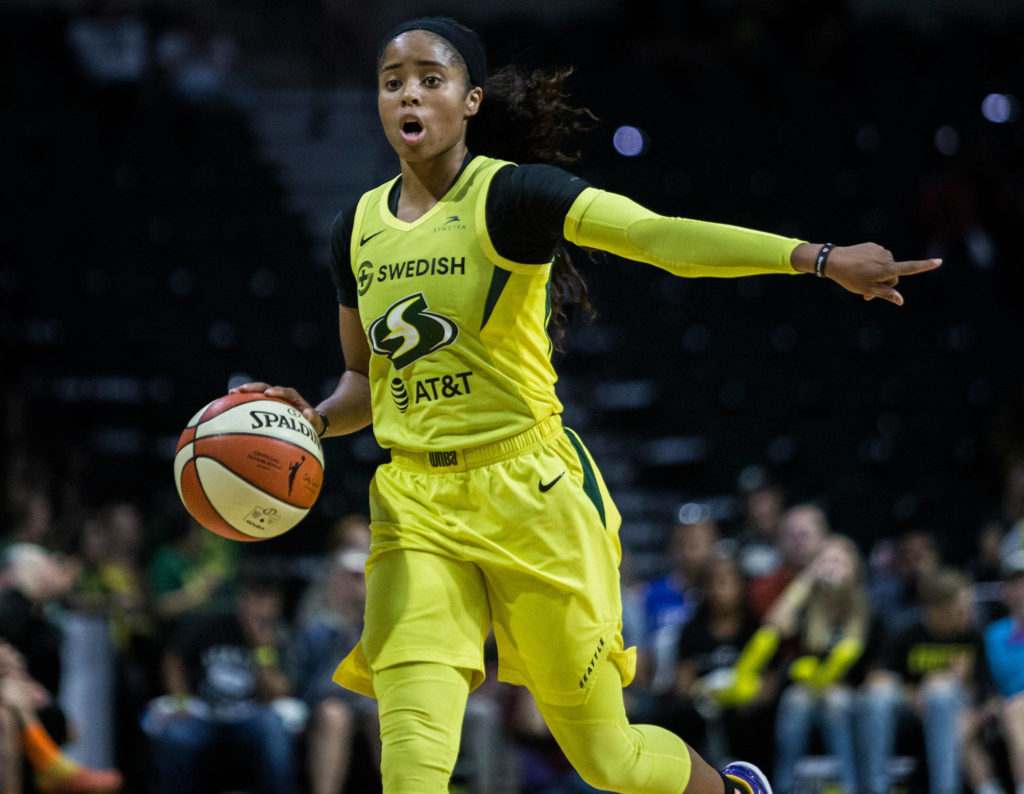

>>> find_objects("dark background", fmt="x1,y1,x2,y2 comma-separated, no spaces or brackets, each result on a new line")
3,0,1023,570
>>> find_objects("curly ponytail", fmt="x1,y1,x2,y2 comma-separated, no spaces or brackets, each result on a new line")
467,65,598,347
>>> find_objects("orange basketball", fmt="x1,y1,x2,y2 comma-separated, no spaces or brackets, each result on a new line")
173,392,325,541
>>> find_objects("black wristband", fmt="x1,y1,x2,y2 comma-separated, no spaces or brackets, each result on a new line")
317,411,330,438
814,243,835,278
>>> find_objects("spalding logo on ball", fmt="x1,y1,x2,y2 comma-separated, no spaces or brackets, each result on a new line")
174,392,324,541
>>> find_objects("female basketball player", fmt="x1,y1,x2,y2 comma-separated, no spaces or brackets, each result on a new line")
234,17,939,794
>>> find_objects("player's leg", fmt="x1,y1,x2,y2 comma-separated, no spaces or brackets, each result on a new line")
373,662,473,794
357,547,490,793
535,659,770,794
478,428,769,793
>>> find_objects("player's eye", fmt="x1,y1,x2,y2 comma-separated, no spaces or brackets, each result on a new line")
383,78,400,91
424,75,441,87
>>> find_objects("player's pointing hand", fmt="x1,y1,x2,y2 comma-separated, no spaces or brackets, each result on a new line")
793,242,941,306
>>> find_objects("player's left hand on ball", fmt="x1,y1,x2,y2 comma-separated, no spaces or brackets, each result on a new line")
826,243,941,306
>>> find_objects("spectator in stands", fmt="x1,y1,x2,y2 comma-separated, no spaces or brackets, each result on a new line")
66,0,149,85
984,549,1024,794
1004,518,1024,563
748,504,829,618
665,555,777,770
155,7,238,104
971,522,1008,584
733,467,785,579
69,502,156,790
867,529,943,636
292,546,379,794
1,486,55,553
70,502,151,652
327,513,372,553
973,521,1010,625
619,548,647,668
296,513,371,626
506,685,598,793
766,535,883,793
999,460,1024,529
142,576,297,794
149,514,237,636
860,569,1003,794
0,545,122,792
995,464,1024,569
641,518,718,693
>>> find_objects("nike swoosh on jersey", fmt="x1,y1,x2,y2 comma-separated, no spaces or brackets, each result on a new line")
360,229,385,245
538,472,565,492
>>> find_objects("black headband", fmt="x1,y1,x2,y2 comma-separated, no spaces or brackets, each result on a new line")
378,17,488,89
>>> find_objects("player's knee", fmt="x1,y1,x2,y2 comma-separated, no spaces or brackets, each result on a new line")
558,727,638,792
570,750,624,792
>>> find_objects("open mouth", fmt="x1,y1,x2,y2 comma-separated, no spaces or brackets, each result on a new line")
400,119,425,143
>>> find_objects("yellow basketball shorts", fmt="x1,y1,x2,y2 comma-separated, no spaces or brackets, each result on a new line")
333,415,636,707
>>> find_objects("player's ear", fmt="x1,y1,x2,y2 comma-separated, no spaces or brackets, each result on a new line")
464,86,482,119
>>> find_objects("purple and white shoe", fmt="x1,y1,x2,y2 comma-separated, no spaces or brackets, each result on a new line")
721,761,774,794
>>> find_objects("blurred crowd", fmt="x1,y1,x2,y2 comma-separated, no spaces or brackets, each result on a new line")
3,459,1024,794
64,0,239,104
5,0,1024,793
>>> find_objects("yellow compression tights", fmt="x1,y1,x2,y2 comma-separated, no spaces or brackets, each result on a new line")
537,659,692,794
374,662,473,794
373,659,693,794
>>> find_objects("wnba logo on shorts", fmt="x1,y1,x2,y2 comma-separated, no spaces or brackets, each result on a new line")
428,450,458,467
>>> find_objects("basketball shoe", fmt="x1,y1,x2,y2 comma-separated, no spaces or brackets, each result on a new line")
721,761,773,794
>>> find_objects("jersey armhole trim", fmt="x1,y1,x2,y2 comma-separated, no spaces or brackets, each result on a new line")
475,162,554,276
348,191,375,273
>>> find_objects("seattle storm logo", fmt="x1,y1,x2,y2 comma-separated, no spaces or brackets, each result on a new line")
368,293,458,369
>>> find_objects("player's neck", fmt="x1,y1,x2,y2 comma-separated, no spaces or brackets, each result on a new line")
397,143,468,221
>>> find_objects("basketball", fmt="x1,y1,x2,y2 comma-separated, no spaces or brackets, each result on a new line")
173,392,325,541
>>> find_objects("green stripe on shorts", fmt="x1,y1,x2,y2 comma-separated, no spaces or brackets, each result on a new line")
564,428,606,527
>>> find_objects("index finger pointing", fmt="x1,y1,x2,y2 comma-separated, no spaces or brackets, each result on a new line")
892,258,942,276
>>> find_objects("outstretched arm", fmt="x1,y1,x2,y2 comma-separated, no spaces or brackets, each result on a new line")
564,188,940,305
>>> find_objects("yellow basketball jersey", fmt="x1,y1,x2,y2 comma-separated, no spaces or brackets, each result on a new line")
349,155,562,451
